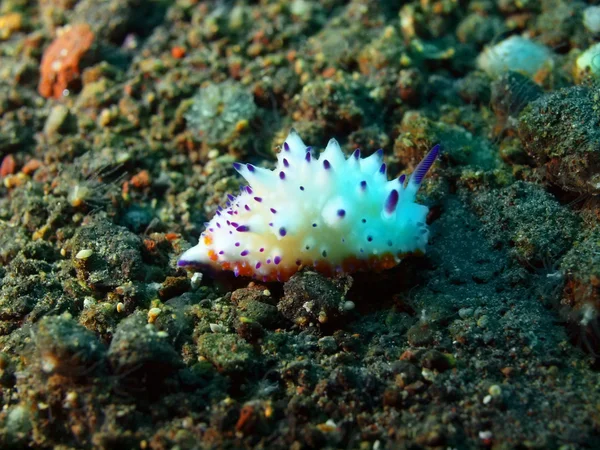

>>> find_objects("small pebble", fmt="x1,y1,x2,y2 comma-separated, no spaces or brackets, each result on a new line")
477,315,489,328
190,272,203,290
147,307,161,323
75,249,93,259
210,323,226,333
583,6,600,34
488,384,502,397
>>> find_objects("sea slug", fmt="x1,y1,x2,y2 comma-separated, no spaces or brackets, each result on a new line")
178,130,439,281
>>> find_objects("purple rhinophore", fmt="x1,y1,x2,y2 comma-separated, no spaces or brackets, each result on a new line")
323,159,331,170
337,209,345,217
240,250,249,256
254,196,262,202
283,142,290,151
274,256,281,265
379,163,386,174
353,148,360,159
236,225,250,232
398,174,406,186
279,227,286,236
283,158,289,167
305,152,311,162
384,189,399,214
412,144,440,185
247,164,256,172
233,162,242,171
279,171,285,180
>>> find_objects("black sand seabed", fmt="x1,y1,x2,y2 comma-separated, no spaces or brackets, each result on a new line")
1,1,600,449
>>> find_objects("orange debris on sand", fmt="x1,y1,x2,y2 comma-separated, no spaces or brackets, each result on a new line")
0,154,16,177
21,159,42,175
130,170,151,189
171,46,186,59
38,24,95,99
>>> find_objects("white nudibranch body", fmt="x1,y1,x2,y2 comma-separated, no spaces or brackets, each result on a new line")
178,130,439,281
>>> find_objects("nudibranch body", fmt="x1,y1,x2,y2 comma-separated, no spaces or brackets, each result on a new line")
178,130,439,282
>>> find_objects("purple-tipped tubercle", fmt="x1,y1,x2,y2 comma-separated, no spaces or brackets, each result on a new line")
384,189,399,214
412,144,440,185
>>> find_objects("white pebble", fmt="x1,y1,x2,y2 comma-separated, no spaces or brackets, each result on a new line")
584,6,600,34
190,272,203,290
210,323,225,333
576,42,600,80
75,249,93,259
477,35,552,79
